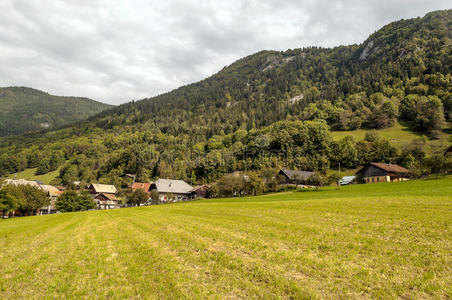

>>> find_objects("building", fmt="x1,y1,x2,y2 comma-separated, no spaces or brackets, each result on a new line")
3,178,40,187
94,193,121,209
88,183,120,209
278,169,315,184
130,182,152,195
150,179,194,202
339,176,356,186
190,185,210,198
39,185,63,214
356,162,409,184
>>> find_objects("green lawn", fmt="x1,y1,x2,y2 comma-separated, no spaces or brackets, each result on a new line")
331,121,452,154
6,167,60,184
1,177,451,298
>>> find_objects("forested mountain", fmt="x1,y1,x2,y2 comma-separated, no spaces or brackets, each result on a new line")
0,10,451,186
0,87,112,136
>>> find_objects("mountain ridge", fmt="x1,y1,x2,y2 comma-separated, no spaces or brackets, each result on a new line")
0,86,113,136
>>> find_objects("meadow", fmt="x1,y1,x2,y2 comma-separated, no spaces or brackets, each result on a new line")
0,177,451,299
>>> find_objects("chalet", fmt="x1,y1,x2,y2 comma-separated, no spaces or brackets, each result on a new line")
39,185,63,214
356,162,409,184
190,184,210,198
278,169,314,184
150,179,194,202
88,183,120,209
131,182,152,195
94,193,121,209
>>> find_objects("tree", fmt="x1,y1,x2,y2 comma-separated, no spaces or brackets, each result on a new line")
127,188,149,206
0,189,18,218
244,172,264,196
424,155,449,178
17,185,49,215
56,190,95,212
150,190,160,205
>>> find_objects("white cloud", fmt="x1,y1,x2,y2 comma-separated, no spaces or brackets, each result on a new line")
0,0,450,104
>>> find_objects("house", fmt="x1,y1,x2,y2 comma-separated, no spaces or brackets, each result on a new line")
94,193,121,209
356,162,409,184
339,176,356,186
3,178,40,187
190,184,210,198
278,169,315,184
39,185,63,214
130,182,152,195
88,183,120,209
150,179,194,202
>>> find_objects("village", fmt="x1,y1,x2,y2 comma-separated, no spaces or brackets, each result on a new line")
0,161,413,218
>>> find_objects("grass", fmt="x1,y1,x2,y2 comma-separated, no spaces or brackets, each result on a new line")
1,177,451,298
6,167,60,184
331,121,452,154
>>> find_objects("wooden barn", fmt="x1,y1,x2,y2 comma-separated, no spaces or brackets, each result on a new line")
356,162,409,184
278,169,314,184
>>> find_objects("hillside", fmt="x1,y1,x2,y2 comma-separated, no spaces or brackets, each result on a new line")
1,178,451,298
0,10,451,184
0,87,112,136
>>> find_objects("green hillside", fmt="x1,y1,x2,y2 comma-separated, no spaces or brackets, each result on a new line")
6,167,60,184
1,177,451,298
0,87,112,136
0,10,452,184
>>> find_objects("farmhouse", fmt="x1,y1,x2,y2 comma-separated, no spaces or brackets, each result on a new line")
88,183,120,209
278,169,314,184
150,179,194,202
190,184,210,198
356,162,409,183
131,182,152,195
39,185,63,214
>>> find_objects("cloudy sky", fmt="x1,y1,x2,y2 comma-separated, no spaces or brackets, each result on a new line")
0,0,450,105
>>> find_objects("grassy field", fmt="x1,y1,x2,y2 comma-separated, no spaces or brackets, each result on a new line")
6,167,60,184
331,121,452,154
1,177,451,299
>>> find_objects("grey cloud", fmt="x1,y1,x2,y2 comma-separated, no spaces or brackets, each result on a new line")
0,0,450,104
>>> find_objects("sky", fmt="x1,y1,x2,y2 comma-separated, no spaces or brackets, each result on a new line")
0,0,450,105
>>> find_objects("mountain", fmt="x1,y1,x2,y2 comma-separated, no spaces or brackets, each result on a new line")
0,87,112,136
0,10,451,185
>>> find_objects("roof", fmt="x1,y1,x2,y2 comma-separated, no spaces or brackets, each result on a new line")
96,193,119,201
339,176,356,185
152,179,193,194
39,185,60,192
279,169,314,180
131,182,151,192
90,183,117,194
356,162,409,175
3,179,40,187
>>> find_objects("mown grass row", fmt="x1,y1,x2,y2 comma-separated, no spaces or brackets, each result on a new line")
0,177,451,298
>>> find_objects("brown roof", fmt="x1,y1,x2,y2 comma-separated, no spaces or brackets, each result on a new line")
357,162,409,175
131,182,151,192
96,193,119,201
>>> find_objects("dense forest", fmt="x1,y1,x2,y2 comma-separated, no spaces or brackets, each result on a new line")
0,10,451,187
0,87,112,136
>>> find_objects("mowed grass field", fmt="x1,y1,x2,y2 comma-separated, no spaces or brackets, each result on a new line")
1,178,451,299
